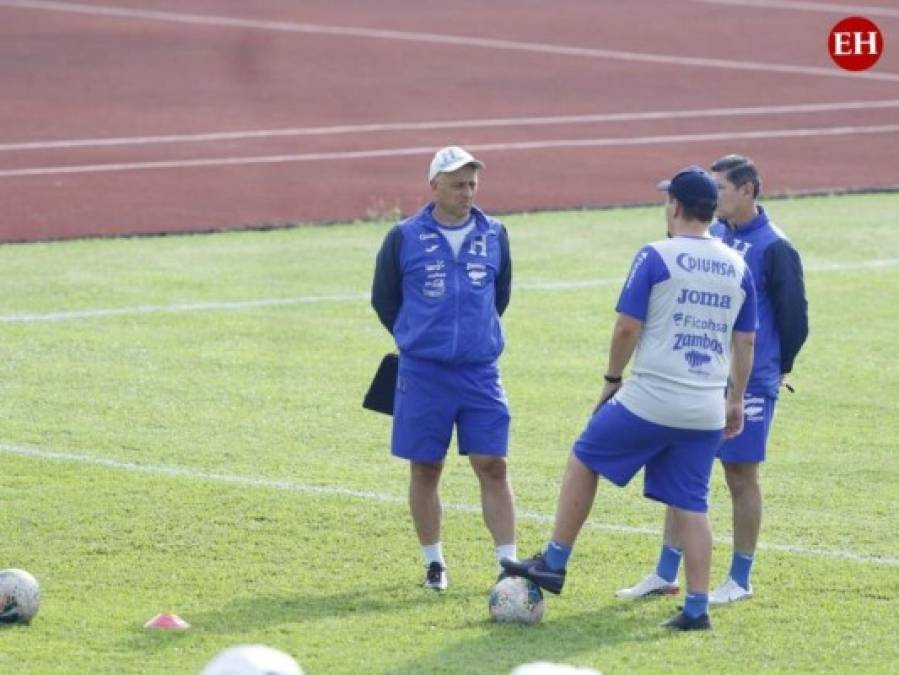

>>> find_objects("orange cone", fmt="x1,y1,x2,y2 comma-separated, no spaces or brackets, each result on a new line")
144,613,190,630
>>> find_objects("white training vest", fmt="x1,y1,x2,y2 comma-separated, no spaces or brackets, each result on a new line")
615,237,752,430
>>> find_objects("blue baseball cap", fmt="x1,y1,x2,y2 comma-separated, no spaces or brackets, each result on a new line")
657,165,718,210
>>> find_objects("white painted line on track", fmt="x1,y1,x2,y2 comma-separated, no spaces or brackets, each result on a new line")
1,0,898,82
4,100,899,152
2,124,899,178
1,441,895,566
0,259,895,324
695,0,899,18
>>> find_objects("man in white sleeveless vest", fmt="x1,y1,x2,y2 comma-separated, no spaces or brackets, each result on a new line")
617,155,808,606
502,166,757,630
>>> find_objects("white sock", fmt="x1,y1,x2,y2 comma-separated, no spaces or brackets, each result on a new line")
495,544,517,572
422,542,445,567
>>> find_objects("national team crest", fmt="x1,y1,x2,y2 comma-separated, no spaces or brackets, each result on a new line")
468,234,488,257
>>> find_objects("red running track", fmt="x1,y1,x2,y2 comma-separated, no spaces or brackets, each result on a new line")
1,0,898,242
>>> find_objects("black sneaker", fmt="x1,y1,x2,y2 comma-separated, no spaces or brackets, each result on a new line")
423,562,447,591
662,610,711,631
499,553,565,595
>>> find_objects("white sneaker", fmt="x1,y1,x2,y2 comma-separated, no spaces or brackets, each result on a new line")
615,573,679,599
709,577,752,604
423,562,448,591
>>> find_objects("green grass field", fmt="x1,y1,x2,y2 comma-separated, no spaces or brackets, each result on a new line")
1,193,897,674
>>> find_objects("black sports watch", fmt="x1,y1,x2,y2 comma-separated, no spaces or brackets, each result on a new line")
603,374,623,384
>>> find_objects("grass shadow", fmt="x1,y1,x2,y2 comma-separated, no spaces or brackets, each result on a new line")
119,582,451,651
387,600,679,674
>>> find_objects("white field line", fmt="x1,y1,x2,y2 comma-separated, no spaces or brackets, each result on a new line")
0,293,369,323
1,441,895,567
2,124,899,178
0,258,895,325
807,257,899,272
695,0,899,18
1,0,898,82
4,100,899,152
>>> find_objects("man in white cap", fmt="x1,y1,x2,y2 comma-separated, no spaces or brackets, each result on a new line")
201,645,302,675
372,146,517,591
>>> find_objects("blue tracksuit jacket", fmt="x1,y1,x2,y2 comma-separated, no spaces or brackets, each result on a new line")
710,206,808,398
371,203,511,365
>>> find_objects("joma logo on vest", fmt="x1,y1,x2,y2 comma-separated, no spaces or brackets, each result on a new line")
675,288,732,308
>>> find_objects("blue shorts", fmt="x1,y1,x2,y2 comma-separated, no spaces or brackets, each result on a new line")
573,399,722,513
391,354,510,463
717,393,776,464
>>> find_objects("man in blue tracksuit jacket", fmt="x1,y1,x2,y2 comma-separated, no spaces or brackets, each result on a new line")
371,146,516,591
617,155,809,605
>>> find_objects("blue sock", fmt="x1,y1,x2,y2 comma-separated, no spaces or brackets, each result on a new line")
684,592,709,619
655,545,682,583
729,552,754,589
543,540,572,571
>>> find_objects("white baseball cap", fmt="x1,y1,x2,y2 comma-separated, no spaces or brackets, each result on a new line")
428,145,485,182
201,645,303,675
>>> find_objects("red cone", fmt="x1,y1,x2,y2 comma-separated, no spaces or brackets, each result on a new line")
144,613,190,630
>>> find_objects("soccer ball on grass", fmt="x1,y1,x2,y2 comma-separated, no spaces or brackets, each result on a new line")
0,569,41,625
489,575,545,625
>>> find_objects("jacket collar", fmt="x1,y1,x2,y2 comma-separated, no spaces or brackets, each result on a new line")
718,205,769,234
419,203,491,232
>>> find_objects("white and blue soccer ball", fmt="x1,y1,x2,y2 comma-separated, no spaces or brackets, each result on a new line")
489,575,545,625
0,569,41,625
